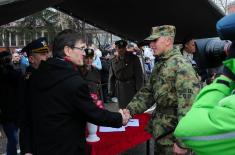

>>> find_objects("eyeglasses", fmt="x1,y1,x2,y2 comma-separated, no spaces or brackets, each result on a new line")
72,46,85,51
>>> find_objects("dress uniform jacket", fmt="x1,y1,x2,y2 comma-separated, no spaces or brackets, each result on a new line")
84,66,101,94
26,58,123,155
108,52,143,108
19,66,36,154
126,47,201,148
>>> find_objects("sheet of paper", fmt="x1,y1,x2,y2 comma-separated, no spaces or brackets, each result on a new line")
126,119,139,127
99,126,126,132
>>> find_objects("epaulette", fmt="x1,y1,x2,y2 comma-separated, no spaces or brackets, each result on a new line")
110,55,118,61
24,72,32,80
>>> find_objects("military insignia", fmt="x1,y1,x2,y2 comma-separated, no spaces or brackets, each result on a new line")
88,49,92,54
41,40,47,47
24,72,32,80
181,89,193,99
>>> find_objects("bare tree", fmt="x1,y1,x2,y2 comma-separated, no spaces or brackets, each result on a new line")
0,8,113,48
211,0,233,14
0,26,10,50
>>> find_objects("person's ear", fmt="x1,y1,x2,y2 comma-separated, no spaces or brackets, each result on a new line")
166,37,173,46
64,46,71,57
28,55,34,64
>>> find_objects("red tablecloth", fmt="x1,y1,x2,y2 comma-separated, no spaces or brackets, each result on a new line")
86,113,152,155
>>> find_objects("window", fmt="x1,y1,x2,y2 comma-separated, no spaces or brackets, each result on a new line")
36,31,41,38
25,33,32,45
11,33,16,46
0,34,3,47
43,31,49,41
18,33,25,46
4,32,10,47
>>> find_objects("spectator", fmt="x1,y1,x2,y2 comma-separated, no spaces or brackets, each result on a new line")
100,50,111,103
181,36,197,66
108,40,144,108
144,57,152,80
92,54,102,70
126,43,135,52
19,52,29,74
182,36,221,85
91,44,102,58
0,51,22,155
79,48,101,95
12,52,22,72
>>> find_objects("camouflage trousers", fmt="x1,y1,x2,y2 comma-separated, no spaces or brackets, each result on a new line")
155,143,194,155
155,143,172,155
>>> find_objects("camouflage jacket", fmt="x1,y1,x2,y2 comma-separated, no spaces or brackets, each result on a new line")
127,47,200,146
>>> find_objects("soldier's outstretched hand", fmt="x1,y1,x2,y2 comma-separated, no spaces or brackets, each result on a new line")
123,109,131,117
119,109,131,125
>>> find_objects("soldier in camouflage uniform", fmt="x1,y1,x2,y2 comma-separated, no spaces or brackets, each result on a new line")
125,25,201,155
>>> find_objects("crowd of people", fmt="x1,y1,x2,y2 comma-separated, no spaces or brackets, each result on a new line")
0,13,235,155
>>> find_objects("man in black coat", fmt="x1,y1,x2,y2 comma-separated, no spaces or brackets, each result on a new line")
0,51,22,155
100,50,111,103
23,29,129,155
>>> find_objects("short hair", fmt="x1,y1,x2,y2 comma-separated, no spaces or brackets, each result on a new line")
12,52,19,57
181,35,194,51
144,57,150,61
162,36,174,44
115,40,127,48
182,35,194,45
127,44,135,49
52,29,85,58
102,50,109,57
0,50,11,58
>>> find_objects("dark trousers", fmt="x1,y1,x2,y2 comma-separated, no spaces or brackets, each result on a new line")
102,83,109,103
155,143,194,155
155,143,172,155
3,122,18,155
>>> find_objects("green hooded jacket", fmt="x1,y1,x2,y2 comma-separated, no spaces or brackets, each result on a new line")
174,63,235,155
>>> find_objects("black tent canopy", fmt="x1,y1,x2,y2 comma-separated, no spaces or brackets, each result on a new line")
0,0,224,43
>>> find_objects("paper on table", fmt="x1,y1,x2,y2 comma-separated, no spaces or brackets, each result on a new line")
99,119,139,132
125,119,139,127
99,126,126,132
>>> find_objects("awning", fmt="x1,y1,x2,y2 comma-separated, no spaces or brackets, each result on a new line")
0,0,224,43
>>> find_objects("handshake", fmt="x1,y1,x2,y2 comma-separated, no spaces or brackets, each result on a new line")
119,109,132,125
